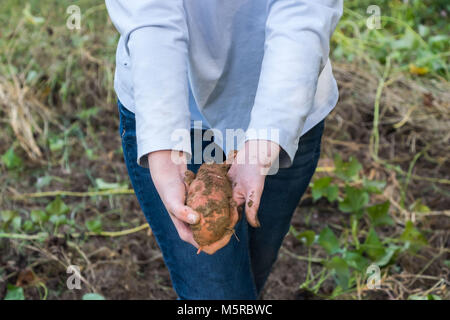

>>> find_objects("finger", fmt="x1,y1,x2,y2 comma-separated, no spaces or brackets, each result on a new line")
183,170,195,189
169,203,200,225
170,215,199,248
231,190,245,225
225,150,238,168
228,174,246,205
245,187,263,228
228,174,245,225
158,175,192,217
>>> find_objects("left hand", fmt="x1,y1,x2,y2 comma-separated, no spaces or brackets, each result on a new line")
227,140,280,227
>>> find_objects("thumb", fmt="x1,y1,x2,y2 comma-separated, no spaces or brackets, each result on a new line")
169,202,200,225
245,188,263,228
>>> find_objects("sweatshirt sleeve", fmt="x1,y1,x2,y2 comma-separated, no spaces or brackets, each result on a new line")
105,0,191,167
245,0,343,167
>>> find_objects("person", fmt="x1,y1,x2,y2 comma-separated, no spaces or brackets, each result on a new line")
106,0,343,299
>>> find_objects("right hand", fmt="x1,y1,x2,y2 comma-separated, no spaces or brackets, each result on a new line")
147,150,200,249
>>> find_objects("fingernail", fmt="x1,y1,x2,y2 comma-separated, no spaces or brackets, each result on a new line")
188,213,199,224
255,216,261,228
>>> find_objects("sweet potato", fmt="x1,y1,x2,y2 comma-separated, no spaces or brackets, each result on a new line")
185,154,238,254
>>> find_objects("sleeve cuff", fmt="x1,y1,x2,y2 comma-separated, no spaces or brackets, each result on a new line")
136,129,192,168
242,125,302,169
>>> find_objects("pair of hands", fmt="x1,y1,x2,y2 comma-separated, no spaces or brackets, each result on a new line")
148,140,280,255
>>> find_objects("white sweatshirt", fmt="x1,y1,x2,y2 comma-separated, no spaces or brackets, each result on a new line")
106,0,343,167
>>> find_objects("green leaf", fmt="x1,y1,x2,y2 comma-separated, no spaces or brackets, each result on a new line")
1,147,23,170
318,227,340,255
85,218,102,233
4,284,25,300
363,228,386,261
77,107,100,120
82,293,105,300
23,220,34,232
400,221,427,252
48,136,64,152
31,209,48,223
391,30,418,50
409,198,430,214
1,210,18,223
95,178,128,190
408,294,441,300
325,185,339,202
362,177,386,194
367,201,393,227
330,285,343,298
312,177,339,203
296,230,316,247
49,215,68,226
338,186,369,216
334,154,362,182
326,256,350,290
45,197,70,216
429,35,449,51
11,216,22,231
418,24,430,38
22,4,45,25
85,148,95,160
26,70,39,84
343,251,369,272
311,177,332,201
374,245,398,267
311,177,339,202
35,176,53,189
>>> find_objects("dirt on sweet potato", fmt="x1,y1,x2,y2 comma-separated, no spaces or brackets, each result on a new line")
185,161,236,252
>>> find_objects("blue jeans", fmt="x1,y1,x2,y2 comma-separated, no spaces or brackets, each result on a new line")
118,100,325,299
